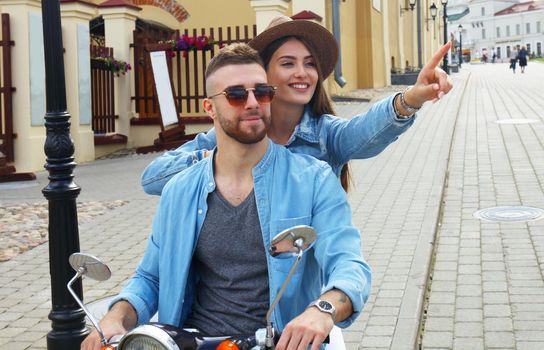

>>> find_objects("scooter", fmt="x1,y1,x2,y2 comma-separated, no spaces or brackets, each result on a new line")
68,225,342,350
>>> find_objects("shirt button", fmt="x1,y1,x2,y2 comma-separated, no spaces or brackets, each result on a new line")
198,209,203,215
208,182,213,187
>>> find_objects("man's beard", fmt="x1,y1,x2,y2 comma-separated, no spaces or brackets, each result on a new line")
218,110,270,144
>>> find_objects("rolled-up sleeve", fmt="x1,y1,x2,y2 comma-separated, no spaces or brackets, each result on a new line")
310,164,372,327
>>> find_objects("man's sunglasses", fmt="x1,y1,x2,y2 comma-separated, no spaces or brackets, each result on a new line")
208,85,276,106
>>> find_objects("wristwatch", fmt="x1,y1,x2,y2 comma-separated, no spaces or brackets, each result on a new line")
307,299,336,322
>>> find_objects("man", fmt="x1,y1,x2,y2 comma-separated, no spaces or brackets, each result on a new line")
81,43,370,350
510,46,519,73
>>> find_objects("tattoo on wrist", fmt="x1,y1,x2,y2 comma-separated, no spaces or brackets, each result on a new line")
337,292,348,304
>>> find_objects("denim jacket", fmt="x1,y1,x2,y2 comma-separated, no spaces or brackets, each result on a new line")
114,141,371,332
141,95,415,195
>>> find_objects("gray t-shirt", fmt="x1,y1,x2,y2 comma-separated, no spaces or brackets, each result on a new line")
183,190,269,336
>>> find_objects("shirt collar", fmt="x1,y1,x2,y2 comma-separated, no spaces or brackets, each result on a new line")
287,105,320,145
252,139,274,176
205,139,274,184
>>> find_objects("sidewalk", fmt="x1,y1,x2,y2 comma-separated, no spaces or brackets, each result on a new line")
1,62,543,350
420,62,544,350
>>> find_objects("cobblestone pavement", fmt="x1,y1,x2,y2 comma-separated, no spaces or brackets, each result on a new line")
0,201,127,262
1,62,543,350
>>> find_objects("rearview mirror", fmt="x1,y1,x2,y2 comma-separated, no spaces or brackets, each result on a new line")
269,225,316,258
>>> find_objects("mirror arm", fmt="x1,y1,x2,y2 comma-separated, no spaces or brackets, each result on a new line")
67,268,108,346
265,246,304,349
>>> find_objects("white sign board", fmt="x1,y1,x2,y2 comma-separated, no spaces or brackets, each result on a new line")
150,51,178,127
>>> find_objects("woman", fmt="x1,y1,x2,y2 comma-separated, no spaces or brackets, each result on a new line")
141,16,452,194
518,46,528,73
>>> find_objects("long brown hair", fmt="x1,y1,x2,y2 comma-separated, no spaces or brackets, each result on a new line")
261,36,351,192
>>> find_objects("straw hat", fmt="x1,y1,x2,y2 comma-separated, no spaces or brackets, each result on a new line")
249,16,338,79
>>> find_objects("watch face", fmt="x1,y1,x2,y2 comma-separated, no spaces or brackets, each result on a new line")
318,300,333,311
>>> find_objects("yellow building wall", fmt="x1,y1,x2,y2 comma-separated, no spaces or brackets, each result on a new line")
355,1,374,88
325,0,360,95
403,8,417,69
136,1,256,32
370,3,386,87
389,1,400,73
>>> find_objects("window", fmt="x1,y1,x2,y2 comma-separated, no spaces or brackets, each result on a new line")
526,23,531,34
506,25,511,36
506,45,511,58
527,43,531,55
481,7,485,16
497,46,501,59
538,21,541,33
497,27,501,38
482,28,486,39
537,42,542,57
516,24,520,35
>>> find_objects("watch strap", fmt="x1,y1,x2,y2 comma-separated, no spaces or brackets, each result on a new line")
307,299,337,322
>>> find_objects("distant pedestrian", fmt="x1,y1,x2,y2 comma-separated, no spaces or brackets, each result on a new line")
518,46,528,73
492,50,497,63
509,47,519,73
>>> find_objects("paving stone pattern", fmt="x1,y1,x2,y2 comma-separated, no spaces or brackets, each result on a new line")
421,63,544,350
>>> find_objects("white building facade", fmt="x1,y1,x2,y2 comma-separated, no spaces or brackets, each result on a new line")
450,0,544,62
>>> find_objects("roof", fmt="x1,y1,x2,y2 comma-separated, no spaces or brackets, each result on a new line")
495,1,542,16
291,10,323,22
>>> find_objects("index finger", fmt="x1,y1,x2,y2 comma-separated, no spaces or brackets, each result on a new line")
425,41,453,70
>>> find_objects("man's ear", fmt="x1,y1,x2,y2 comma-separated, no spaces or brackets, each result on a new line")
203,98,216,120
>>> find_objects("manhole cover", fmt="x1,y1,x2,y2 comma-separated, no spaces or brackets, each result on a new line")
473,206,544,222
496,119,539,125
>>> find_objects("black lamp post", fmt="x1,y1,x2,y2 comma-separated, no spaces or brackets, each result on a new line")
400,0,417,15
428,3,438,39
458,24,463,67
441,0,449,73
41,1,88,349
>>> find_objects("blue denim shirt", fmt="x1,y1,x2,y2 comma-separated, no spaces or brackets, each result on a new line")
141,95,414,195
115,141,371,332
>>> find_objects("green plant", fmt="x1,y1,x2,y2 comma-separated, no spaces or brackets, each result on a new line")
92,55,132,76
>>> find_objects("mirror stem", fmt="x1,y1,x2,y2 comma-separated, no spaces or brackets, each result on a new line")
67,269,108,346
265,243,304,349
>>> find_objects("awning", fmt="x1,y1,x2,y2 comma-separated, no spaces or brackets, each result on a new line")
448,7,470,21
